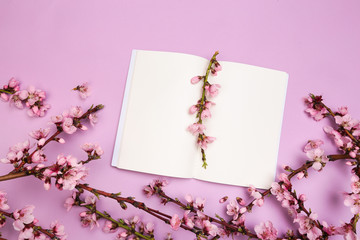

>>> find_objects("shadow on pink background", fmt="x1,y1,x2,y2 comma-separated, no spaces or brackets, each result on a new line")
0,0,359,239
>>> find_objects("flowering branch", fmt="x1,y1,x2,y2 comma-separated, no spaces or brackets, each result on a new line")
188,51,221,168
2,72,360,239
0,78,50,117
7,104,104,174
0,204,66,239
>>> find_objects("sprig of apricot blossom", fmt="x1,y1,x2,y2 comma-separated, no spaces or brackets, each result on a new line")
0,78,50,117
188,51,221,168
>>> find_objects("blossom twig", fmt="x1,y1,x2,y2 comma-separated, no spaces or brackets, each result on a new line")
188,51,221,168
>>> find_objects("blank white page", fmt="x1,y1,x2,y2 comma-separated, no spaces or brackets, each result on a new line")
112,50,205,178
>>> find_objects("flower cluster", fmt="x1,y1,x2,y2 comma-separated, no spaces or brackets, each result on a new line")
323,108,360,159
51,106,91,134
344,173,360,215
170,194,219,237
0,77,50,117
0,191,10,212
12,205,67,240
304,139,328,171
0,140,30,165
40,153,90,191
73,82,91,99
143,179,168,198
188,51,221,168
254,221,278,240
304,94,327,121
0,194,67,240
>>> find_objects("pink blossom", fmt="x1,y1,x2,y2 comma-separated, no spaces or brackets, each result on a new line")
304,95,327,121
144,222,154,234
194,197,206,211
18,90,29,100
8,77,20,88
10,94,24,109
51,114,64,123
13,205,35,231
62,117,77,134
95,145,104,156
344,193,360,214
74,82,91,99
226,200,240,220
201,109,211,119
89,113,98,126
254,221,278,240
278,173,291,188
81,143,95,152
59,164,88,190
32,150,47,163
189,105,198,114
81,195,96,206
338,106,349,115
231,214,245,226
335,114,359,130
304,139,324,152
213,61,222,72
294,213,322,240
183,210,194,228
204,100,215,109
202,220,218,236
116,231,129,240
170,214,181,230
351,174,360,194
34,232,48,240
197,136,215,150
18,227,34,240
50,220,66,238
143,185,156,198
204,84,221,98
297,171,305,180
299,194,307,202
143,179,168,197
102,220,117,233
0,93,9,101
184,194,193,204
0,191,10,210
336,223,357,240
69,106,83,118
219,196,228,203
322,221,341,236
187,123,206,135
306,148,328,171
124,216,140,226
79,211,99,230
191,76,202,84
64,192,76,211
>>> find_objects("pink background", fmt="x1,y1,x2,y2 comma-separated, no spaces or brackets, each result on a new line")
1,0,360,239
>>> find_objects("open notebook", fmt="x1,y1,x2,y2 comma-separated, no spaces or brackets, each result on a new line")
112,50,288,189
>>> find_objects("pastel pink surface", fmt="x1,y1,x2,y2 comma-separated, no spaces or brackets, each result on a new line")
0,0,359,239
